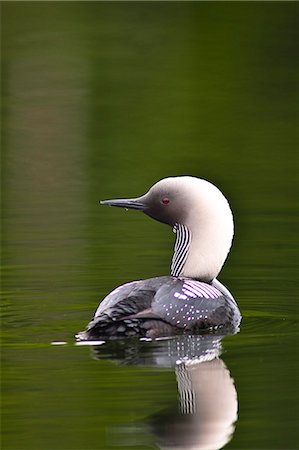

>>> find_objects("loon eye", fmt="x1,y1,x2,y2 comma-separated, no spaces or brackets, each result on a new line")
162,197,170,205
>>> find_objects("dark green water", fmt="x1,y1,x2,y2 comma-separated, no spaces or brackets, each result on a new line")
1,2,298,449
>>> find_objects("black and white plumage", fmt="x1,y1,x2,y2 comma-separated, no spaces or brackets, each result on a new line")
77,176,241,340
171,224,191,277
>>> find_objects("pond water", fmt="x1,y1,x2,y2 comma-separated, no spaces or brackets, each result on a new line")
1,3,298,450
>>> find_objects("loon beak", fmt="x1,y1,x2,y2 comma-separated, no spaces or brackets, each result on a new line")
100,197,146,211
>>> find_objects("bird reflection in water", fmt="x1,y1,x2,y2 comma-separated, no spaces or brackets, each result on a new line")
89,332,238,450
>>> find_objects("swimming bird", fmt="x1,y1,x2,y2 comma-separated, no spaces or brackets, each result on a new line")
77,176,241,340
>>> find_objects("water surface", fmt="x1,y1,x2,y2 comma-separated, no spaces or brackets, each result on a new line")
1,3,298,449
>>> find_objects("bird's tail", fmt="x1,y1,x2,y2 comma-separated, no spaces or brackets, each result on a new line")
75,316,147,341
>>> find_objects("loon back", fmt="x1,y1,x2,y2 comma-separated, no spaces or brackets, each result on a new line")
77,276,241,340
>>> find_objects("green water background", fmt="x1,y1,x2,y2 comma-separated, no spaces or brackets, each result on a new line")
1,2,298,449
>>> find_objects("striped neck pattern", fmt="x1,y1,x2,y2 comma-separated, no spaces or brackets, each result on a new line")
171,223,192,277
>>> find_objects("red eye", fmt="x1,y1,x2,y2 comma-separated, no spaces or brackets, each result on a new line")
162,197,170,205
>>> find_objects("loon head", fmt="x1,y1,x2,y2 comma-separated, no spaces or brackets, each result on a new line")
100,176,234,282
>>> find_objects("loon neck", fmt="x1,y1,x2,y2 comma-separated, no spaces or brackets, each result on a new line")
171,207,234,282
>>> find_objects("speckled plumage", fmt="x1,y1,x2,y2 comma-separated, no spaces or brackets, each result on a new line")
77,276,240,340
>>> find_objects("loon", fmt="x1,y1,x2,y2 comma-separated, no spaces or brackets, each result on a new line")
77,176,241,340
